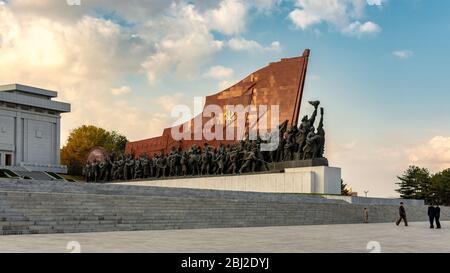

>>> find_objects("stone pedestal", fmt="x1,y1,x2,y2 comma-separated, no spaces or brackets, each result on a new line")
115,166,342,195
285,166,341,194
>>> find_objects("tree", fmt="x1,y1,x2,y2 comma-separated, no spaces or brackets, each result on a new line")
61,125,128,175
431,169,450,206
341,179,351,196
396,166,431,200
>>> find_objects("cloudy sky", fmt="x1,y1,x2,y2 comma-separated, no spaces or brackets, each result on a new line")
1,0,449,197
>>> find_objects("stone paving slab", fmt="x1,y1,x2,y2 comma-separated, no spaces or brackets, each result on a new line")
0,222,449,253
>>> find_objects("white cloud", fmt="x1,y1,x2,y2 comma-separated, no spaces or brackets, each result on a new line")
205,0,248,36
111,86,132,96
0,3,164,143
269,41,282,52
288,0,383,37
343,21,381,37
204,66,235,80
8,0,173,23
393,50,414,59
153,92,185,113
228,38,281,53
228,38,262,51
326,137,409,198
408,136,450,172
204,0,282,34
325,134,450,198
289,9,321,30
203,66,238,91
141,3,224,85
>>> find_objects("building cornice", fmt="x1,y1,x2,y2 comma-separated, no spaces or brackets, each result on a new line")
0,91,70,113
0,84,57,98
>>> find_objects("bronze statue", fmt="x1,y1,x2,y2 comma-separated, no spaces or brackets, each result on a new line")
297,101,319,158
83,101,327,182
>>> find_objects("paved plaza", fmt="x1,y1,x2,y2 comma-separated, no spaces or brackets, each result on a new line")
0,221,449,253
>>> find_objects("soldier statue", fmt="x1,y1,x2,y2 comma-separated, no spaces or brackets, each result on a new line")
214,149,226,175
134,157,143,179
189,146,201,176
315,107,326,158
91,160,99,182
180,151,189,176
297,101,319,158
200,144,213,175
302,126,316,160
239,145,256,174
303,107,325,159
155,152,167,178
141,154,150,178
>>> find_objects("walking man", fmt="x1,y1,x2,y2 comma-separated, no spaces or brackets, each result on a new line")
428,205,435,229
396,202,408,226
435,205,441,229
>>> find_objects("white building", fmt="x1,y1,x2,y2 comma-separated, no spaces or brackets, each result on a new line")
0,84,71,173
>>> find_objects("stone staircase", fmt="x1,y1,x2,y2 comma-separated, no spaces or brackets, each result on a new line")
14,171,55,181
0,179,345,235
0,168,65,181
1,178,448,236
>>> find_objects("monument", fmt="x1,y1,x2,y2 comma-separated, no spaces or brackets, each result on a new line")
0,84,71,174
83,50,341,195
126,49,311,155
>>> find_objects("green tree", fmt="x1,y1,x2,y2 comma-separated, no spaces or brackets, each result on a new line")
430,169,450,206
61,125,128,175
396,166,431,200
341,179,351,196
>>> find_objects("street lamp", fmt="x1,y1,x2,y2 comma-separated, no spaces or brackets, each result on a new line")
364,190,369,198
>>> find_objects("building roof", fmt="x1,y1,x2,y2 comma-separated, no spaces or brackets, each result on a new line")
0,83,71,113
0,84,58,98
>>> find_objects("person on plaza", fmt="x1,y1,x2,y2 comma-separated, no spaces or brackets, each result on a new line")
396,202,408,226
363,208,369,223
435,204,441,229
427,205,435,229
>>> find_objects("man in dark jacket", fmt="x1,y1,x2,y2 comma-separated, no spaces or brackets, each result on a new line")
396,202,408,226
428,205,435,229
435,205,441,229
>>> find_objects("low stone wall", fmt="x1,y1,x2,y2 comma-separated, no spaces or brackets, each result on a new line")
114,166,341,195
323,195,425,206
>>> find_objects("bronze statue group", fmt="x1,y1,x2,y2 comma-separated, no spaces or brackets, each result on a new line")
83,101,326,183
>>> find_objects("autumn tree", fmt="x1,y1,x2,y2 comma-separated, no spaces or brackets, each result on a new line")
341,179,352,196
61,125,128,175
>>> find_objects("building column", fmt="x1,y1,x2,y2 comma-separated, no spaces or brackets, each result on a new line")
15,112,23,165
55,116,61,165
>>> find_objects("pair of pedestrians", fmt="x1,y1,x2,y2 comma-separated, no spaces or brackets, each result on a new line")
427,205,441,229
395,202,442,229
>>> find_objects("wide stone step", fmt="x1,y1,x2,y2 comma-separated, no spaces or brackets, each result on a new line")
1,179,443,236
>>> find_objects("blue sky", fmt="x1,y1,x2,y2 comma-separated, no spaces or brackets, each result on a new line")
1,0,449,196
